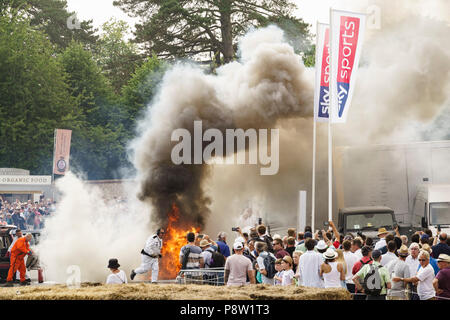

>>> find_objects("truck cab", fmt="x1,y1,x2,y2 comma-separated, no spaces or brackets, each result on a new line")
414,184,450,235
338,206,397,243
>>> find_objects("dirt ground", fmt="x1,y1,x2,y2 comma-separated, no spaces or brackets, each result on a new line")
0,283,351,300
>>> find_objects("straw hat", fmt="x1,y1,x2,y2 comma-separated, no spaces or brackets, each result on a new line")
377,227,389,236
199,239,210,248
421,243,431,253
437,254,450,263
397,245,409,257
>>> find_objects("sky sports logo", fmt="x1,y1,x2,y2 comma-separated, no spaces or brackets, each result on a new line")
318,27,330,119
337,16,359,118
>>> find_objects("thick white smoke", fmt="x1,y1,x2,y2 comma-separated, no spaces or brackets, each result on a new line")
36,173,152,283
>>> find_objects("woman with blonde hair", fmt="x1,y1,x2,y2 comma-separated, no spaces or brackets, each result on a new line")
292,250,303,286
336,249,347,288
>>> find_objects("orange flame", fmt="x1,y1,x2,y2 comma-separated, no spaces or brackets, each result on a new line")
159,203,200,279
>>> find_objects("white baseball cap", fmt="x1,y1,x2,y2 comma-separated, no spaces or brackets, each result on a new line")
233,242,244,250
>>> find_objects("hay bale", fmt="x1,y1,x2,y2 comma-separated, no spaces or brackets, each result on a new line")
0,283,351,300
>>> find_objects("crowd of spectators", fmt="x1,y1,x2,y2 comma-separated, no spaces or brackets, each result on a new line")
178,220,450,300
0,197,55,230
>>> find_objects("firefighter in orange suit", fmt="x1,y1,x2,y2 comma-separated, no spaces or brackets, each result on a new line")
5,233,33,286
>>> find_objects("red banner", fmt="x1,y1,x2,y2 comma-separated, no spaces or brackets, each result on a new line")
53,129,72,175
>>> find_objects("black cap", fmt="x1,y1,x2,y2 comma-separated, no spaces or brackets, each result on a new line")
107,258,120,269
372,249,382,259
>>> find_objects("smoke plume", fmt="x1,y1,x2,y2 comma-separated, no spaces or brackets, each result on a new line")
130,25,313,229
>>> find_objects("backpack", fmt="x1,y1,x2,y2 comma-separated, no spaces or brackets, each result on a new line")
262,254,277,279
181,246,191,270
209,250,225,268
263,235,274,253
363,264,383,296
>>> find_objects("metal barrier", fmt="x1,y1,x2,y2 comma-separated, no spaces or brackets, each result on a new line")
176,267,225,286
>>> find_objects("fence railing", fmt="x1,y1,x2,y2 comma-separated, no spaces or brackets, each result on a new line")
176,267,225,286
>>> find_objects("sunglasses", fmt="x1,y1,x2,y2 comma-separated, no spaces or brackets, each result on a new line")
419,259,427,262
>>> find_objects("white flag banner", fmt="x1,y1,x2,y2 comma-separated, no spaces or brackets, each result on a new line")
314,23,331,122
329,9,366,123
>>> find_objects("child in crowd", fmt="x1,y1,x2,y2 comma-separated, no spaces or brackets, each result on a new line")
106,258,127,284
281,256,295,286
273,258,283,285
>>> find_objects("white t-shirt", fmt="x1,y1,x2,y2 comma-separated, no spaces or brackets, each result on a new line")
354,248,362,260
298,250,324,288
225,254,253,286
281,269,295,286
106,270,128,284
274,271,283,285
343,251,359,283
374,238,386,250
381,252,397,267
416,264,436,300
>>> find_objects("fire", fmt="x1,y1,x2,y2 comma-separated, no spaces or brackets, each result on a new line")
159,203,200,279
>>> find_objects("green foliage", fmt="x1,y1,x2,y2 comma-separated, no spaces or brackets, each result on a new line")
96,20,142,94
59,41,131,179
121,55,167,132
0,13,81,174
0,1,315,180
1,0,98,50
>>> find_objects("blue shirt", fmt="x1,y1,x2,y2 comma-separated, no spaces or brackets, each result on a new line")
216,240,230,257
431,243,450,259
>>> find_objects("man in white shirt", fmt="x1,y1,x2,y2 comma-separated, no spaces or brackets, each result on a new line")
352,238,363,259
393,250,436,300
131,228,164,283
381,241,397,267
405,243,420,278
374,228,389,251
342,240,359,293
106,258,128,284
405,242,421,300
224,242,255,286
296,238,324,288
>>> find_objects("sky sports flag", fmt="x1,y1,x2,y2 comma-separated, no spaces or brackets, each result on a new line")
314,23,330,122
329,10,366,123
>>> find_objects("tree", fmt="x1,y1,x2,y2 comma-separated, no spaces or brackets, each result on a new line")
114,0,312,65
60,42,131,179
0,12,81,174
120,55,167,132
96,20,142,94
1,0,98,50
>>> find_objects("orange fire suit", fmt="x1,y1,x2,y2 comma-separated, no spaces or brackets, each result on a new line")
7,237,31,283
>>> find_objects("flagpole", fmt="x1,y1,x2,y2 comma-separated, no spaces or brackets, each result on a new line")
311,119,317,231
328,9,334,223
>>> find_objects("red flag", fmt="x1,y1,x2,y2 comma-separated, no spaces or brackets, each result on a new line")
53,129,72,175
